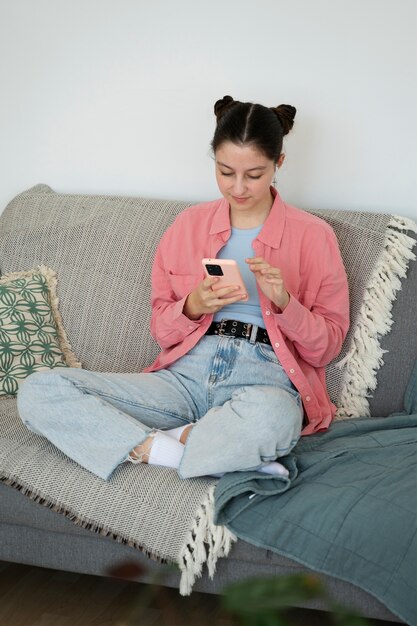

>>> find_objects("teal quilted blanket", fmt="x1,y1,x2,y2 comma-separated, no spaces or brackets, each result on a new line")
215,413,417,625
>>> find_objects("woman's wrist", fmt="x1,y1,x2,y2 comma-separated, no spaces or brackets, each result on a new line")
274,291,290,312
183,294,202,320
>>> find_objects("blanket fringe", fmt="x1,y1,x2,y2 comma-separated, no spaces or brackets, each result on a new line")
178,484,237,596
0,475,170,565
389,215,417,234
336,215,417,419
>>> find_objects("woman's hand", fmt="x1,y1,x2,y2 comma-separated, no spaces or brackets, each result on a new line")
246,257,290,311
183,277,248,320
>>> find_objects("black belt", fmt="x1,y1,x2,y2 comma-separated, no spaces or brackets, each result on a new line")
205,320,271,346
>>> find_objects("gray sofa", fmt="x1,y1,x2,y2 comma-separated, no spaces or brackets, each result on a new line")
0,185,416,624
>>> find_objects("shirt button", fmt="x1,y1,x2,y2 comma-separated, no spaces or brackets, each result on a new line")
265,310,271,316
274,342,280,348
289,368,295,374
305,396,311,402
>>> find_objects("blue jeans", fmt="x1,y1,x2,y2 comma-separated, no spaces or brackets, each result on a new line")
17,335,303,480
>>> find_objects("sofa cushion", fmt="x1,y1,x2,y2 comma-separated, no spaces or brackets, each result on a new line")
0,266,81,396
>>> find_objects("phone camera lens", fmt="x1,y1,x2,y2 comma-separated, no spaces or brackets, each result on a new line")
206,264,223,276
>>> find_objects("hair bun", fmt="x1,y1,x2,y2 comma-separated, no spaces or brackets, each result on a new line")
270,104,296,135
214,95,239,120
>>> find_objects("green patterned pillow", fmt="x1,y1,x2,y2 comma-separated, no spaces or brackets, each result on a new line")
0,266,81,397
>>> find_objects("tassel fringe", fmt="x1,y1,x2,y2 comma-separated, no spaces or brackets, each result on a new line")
2,475,236,594
178,485,237,595
37,265,82,369
336,215,417,419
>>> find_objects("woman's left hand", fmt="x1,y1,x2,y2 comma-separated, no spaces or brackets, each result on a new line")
246,257,290,311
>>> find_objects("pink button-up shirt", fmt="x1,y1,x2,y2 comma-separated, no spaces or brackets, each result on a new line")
144,189,350,434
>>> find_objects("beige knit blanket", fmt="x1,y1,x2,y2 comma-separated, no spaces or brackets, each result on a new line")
0,397,235,595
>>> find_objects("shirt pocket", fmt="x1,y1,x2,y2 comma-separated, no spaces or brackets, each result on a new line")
168,273,200,300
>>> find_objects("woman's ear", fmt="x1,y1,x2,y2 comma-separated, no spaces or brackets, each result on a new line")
277,153,285,169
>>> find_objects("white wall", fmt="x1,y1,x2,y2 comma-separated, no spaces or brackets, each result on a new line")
0,0,416,218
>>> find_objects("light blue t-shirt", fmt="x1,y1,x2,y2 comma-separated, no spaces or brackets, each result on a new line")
213,225,265,328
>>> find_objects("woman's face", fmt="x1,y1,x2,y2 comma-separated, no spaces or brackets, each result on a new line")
215,141,282,219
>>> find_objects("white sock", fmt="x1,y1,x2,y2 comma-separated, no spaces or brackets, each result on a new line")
164,424,191,441
210,462,289,479
147,432,185,469
258,461,289,477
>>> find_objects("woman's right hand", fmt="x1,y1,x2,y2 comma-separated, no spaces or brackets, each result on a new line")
183,277,248,320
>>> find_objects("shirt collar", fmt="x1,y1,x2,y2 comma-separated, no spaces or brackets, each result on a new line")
209,197,231,237
209,187,286,249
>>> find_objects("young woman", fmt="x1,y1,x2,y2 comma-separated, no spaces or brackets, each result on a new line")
17,96,350,481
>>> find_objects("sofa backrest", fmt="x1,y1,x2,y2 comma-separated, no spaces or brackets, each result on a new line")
0,184,416,418
0,185,187,376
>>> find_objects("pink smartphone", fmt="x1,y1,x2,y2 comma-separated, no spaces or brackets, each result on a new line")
202,258,248,298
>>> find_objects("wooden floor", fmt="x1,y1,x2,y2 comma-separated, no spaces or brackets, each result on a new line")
0,561,398,626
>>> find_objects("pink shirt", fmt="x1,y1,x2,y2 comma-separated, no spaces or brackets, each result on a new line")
144,189,350,435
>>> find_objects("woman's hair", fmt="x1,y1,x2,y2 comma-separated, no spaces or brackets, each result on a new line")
211,95,296,161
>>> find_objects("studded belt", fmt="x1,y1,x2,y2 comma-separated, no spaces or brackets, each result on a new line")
205,320,271,346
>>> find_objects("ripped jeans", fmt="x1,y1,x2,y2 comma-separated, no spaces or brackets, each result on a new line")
17,335,303,480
